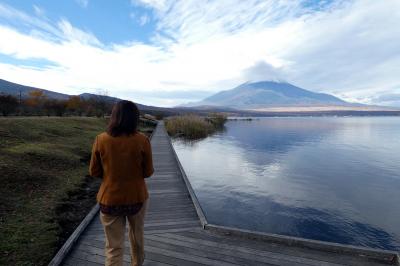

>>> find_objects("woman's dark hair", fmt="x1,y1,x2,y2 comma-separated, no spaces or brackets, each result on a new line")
107,100,140,137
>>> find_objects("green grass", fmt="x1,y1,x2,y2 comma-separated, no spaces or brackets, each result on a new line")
165,114,227,140
0,117,154,266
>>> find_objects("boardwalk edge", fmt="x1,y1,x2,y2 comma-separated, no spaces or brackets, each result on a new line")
48,204,100,266
166,127,208,228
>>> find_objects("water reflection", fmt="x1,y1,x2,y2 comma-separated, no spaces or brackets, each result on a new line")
172,117,400,250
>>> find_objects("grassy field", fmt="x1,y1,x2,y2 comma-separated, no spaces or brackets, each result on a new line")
0,117,154,265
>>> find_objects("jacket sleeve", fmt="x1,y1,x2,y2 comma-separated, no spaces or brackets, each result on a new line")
89,135,103,178
142,136,154,178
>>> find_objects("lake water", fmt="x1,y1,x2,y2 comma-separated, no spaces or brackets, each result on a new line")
172,117,400,250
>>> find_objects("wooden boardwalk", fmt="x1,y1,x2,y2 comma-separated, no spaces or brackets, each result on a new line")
59,122,399,266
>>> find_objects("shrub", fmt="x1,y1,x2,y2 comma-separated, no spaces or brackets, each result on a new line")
207,113,227,128
0,94,19,116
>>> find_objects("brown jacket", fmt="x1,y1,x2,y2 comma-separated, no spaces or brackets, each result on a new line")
89,132,154,205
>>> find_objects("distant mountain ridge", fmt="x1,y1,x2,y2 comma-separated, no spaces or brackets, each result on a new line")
0,78,130,105
2,78,397,115
0,78,161,112
0,79,70,100
184,81,350,109
0,79,177,113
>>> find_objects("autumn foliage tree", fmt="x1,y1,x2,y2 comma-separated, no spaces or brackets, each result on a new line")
26,90,47,108
66,96,85,115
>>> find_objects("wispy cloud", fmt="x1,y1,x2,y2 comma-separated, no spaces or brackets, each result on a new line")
132,0,167,11
32,5,45,17
139,14,150,26
57,19,101,46
130,11,151,26
75,0,89,9
0,0,399,106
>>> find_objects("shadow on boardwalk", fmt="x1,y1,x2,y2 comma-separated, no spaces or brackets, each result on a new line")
58,122,399,266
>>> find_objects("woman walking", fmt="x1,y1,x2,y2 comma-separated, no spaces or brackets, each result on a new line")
89,100,154,266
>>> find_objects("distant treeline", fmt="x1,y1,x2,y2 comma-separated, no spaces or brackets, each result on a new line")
0,90,115,117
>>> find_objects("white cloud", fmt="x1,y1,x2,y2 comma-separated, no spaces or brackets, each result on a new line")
139,14,150,26
33,5,45,17
373,92,400,107
57,19,101,46
0,0,399,107
132,0,167,11
0,3,61,39
75,0,89,9
242,61,286,83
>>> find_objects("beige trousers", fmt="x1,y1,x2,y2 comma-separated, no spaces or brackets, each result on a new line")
100,201,147,266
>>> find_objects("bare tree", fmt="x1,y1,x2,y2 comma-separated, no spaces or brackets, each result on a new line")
90,89,112,117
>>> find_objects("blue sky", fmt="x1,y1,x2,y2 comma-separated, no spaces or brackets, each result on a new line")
0,0,156,44
0,0,399,107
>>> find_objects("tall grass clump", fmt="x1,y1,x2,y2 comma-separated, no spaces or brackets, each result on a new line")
207,113,228,128
165,114,226,139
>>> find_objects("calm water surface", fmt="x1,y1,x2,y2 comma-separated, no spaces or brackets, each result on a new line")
172,117,400,250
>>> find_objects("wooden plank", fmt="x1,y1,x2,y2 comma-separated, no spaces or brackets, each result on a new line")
146,185,188,192
148,191,190,197
147,233,338,266
148,189,187,194
67,250,109,265
63,257,103,266
147,198,193,205
205,224,400,265
145,216,198,223
144,227,200,235
146,205,195,212
82,227,200,241
176,230,383,266
146,220,200,227
83,238,270,265
78,239,203,266
145,210,198,217
145,211,198,219
145,223,201,231
83,221,200,234
88,218,198,229
143,259,174,266
144,245,238,266
144,251,204,266
72,239,185,266
146,181,186,186
144,238,276,266
146,210,198,217
150,201,193,207
146,179,184,184
69,243,131,263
